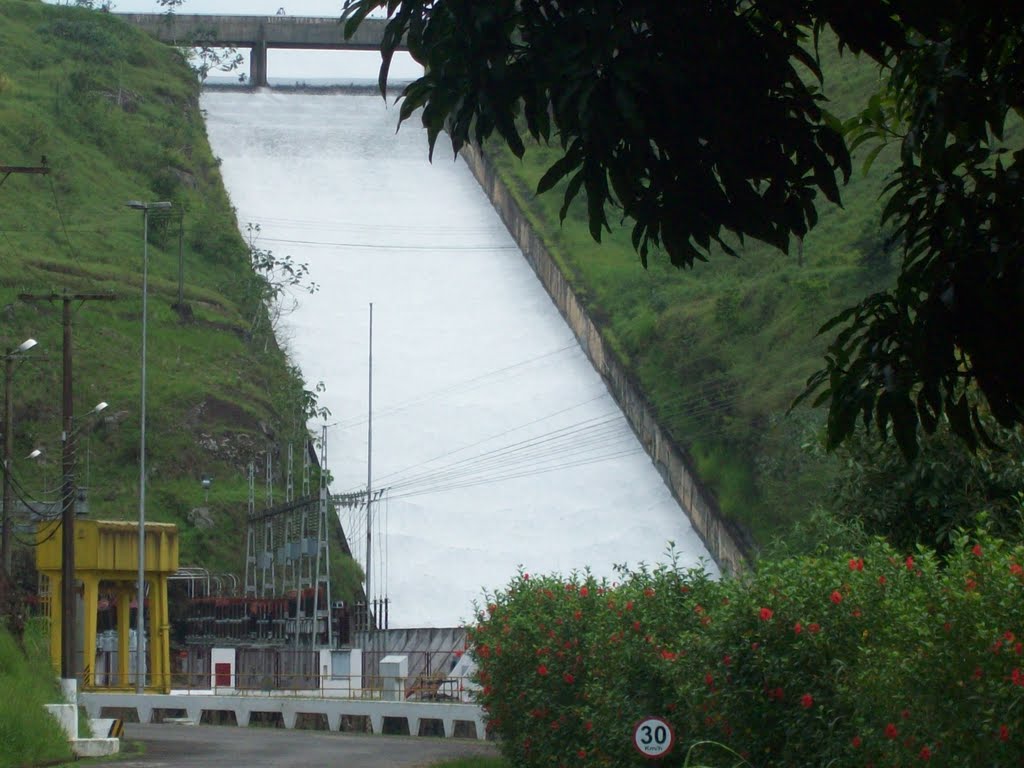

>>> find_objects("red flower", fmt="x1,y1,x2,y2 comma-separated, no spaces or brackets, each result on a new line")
920,745,932,761
579,586,588,597
800,693,814,709
849,557,864,571
759,607,774,621
573,610,582,620
965,578,978,591
905,556,915,570
644,587,656,598
577,749,586,759
999,724,1010,742
885,723,899,739
584,721,593,731
632,621,641,632
809,623,821,634
830,590,843,605
625,600,634,612
722,654,732,666
972,544,983,557
537,664,548,676
487,603,497,614
453,649,463,658
661,649,678,661
1011,668,1024,686
943,622,952,633
794,622,803,635
851,735,862,748
563,672,575,684
522,572,529,580
705,673,714,687
901,709,911,720
1011,563,1024,576
878,575,887,586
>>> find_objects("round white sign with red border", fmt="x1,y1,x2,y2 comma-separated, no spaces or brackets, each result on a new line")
632,716,675,759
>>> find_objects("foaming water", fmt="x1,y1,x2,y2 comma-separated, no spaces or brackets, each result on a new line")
201,89,717,626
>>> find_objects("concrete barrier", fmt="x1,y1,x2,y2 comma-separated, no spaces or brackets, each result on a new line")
43,702,121,757
79,691,487,740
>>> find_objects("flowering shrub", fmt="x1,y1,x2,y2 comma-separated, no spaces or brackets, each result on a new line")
469,533,1024,766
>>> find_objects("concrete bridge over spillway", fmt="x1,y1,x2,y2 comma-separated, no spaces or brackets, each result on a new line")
116,14,403,87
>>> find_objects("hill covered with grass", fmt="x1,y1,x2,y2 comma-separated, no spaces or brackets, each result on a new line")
0,1,359,595
0,620,72,767
483,37,898,544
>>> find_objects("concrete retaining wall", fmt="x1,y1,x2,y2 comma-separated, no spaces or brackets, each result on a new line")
459,144,755,574
79,692,485,740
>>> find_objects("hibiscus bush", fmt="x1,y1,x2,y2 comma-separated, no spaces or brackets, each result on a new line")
469,533,1024,767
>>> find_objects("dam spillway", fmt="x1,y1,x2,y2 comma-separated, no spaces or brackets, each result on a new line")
200,88,717,627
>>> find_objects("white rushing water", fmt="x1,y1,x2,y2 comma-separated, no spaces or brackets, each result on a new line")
201,89,717,627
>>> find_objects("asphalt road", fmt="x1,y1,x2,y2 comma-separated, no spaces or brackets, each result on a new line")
86,723,499,768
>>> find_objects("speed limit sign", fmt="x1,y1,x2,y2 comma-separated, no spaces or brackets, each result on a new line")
632,716,675,759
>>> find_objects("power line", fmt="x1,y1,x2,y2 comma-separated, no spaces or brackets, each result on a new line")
328,341,581,431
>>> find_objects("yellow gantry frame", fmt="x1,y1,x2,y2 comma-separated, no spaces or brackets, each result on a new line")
36,519,179,693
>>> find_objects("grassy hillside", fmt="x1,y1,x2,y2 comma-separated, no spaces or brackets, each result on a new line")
0,1,358,595
483,38,898,544
0,620,73,767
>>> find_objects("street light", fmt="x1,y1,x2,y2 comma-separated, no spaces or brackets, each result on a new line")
3,337,38,578
59,397,107,686
126,200,171,694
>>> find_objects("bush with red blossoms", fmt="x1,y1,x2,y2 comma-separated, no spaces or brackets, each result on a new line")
469,533,1024,766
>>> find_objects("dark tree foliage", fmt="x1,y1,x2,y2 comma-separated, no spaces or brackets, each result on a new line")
344,0,1024,458
803,4,1024,459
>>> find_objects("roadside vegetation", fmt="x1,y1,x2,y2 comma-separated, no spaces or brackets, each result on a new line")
0,1,359,596
0,620,73,768
473,529,1024,767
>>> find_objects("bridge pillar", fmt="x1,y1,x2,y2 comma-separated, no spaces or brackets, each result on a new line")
249,40,268,87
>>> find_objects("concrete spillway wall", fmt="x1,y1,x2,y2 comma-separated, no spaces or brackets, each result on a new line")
460,144,755,575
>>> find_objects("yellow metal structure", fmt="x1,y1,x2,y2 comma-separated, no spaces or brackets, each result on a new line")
37,519,179,693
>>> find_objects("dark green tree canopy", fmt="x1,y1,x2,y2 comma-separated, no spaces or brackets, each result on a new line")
344,0,1024,458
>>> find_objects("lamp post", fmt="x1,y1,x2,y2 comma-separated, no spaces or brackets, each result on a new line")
2,338,37,578
59,398,107,686
127,200,171,693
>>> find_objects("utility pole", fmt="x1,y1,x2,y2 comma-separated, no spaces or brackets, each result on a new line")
2,339,38,578
19,291,115,684
0,163,48,600
0,163,49,189
365,302,373,631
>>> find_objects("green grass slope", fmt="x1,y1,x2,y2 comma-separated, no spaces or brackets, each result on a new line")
0,620,73,767
0,1,357,593
483,39,897,544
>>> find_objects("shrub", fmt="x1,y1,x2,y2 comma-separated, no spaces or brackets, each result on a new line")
471,534,1024,766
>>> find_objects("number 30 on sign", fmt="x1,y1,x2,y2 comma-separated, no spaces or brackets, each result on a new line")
632,716,675,759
